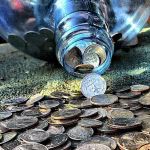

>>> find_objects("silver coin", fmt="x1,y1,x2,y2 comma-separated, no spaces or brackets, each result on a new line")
39,28,54,40
0,131,17,145
0,112,12,121
8,35,26,51
81,73,107,98
83,52,100,68
24,31,45,47
64,47,82,68
18,129,49,143
13,143,48,150
4,116,38,130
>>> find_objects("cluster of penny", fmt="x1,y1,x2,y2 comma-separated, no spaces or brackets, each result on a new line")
0,84,150,150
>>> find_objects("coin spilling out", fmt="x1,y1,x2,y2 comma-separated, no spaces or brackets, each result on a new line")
130,85,150,92
83,52,100,68
39,100,60,109
46,134,68,149
47,125,65,135
0,112,12,121
1,97,28,106
0,132,17,145
78,118,103,128
64,47,82,68
75,64,94,74
26,94,44,106
21,107,51,118
13,143,48,150
108,118,142,130
107,108,134,119
118,132,150,150
114,86,131,93
80,109,98,118
91,94,118,106
67,126,94,141
79,136,117,150
96,108,108,119
81,73,107,98
76,143,111,150
51,109,81,120
4,116,38,130
18,129,49,143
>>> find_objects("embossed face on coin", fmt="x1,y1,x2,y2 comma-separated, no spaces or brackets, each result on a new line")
81,73,107,98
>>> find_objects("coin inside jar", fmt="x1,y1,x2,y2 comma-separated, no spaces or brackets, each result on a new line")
75,64,94,74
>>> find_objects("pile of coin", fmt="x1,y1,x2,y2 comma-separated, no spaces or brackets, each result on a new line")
0,83,150,149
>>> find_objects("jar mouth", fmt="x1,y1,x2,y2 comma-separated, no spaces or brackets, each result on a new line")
63,42,110,77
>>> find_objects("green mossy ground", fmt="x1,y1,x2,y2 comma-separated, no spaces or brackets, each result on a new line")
0,26,150,100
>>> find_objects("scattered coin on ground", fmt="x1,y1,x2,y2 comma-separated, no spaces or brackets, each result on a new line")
80,109,98,118
0,111,12,121
51,109,81,120
39,100,60,109
79,136,117,150
46,134,68,149
4,116,38,130
76,143,111,150
116,91,141,99
13,143,48,150
91,94,118,106
107,108,134,119
118,132,150,150
78,118,103,128
18,129,49,143
47,125,65,135
21,107,51,118
130,84,149,92
67,126,94,141
81,73,107,98
0,132,17,145
26,94,44,106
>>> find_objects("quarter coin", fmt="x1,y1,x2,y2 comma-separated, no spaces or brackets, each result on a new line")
80,109,98,118
47,125,65,135
81,73,107,98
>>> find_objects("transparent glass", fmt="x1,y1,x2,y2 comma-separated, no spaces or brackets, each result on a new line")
0,0,149,77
